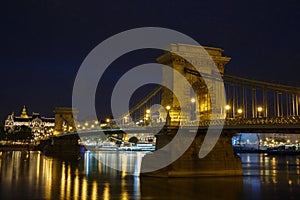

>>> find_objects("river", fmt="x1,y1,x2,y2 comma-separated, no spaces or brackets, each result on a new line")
0,151,300,199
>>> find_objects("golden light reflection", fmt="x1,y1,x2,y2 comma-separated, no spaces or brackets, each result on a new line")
121,191,129,200
60,162,66,199
265,156,269,164
12,152,20,182
271,157,276,166
103,182,110,200
81,178,87,200
66,165,71,200
122,153,127,178
36,152,41,183
259,154,263,164
44,158,53,199
73,169,79,200
121,175,128,200
91,181,98,200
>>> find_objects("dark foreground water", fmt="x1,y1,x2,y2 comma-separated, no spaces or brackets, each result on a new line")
1,151,300,200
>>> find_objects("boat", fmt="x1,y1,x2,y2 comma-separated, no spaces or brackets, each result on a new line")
118,143,155,151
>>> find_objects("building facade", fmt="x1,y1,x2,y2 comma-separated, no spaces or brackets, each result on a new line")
4,106,55,140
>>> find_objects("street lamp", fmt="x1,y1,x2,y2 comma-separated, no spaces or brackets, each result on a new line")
106,118,110,123
225,104,231,118
191,98,196,120
145,109,151,126
166,105,171,111
166,105,171,125
225,105,231,110
257,106,263,118
237,108,243,118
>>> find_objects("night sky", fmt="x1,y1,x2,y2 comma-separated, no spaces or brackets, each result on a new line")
1,0,300,122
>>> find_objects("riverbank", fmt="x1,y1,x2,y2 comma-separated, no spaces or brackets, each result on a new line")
234,147,300,155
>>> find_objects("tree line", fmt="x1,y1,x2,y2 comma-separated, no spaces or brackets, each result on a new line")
0,126,33,142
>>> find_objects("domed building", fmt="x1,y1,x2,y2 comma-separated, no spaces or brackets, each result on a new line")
4,106,55,140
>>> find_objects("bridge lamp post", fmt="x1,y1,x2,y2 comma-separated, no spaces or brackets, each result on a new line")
143,109,151,126
166,105,171,125
225,105,231,118
191,98,196,121
106,118,111,127
257,106,263,118
237,108,243,118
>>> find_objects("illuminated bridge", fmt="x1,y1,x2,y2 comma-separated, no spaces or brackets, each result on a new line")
43,44,300,177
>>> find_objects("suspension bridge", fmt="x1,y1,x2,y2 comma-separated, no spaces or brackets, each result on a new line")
41,44,300,177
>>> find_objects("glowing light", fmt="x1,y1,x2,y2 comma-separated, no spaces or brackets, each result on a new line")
225,105,231,110
237,108,243,114
91,181,98,200
166,105,171,110
191,98,196,103
106,118,110,123
103,182,110,200
146,109,150,114
257,106,263,112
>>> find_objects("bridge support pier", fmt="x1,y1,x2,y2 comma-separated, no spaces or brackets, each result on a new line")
142,127,243,177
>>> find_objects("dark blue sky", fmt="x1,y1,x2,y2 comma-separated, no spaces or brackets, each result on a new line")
0,0,300,122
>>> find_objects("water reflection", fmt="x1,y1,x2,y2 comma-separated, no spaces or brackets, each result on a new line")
1,151,300,199
140,176,243,199
242,153,300,199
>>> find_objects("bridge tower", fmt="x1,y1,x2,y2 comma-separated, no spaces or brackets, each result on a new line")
157,44,231,122
53,107,78,135
142,44,243,177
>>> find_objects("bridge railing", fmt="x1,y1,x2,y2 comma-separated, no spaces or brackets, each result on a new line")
114,116,300,129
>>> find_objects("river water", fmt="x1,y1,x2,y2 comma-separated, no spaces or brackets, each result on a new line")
0,151,300,200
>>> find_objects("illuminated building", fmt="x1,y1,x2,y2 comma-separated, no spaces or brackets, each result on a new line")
4,106,55,140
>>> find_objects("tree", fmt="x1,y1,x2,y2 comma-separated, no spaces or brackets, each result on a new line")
7,125,33,141
0,126,7,141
